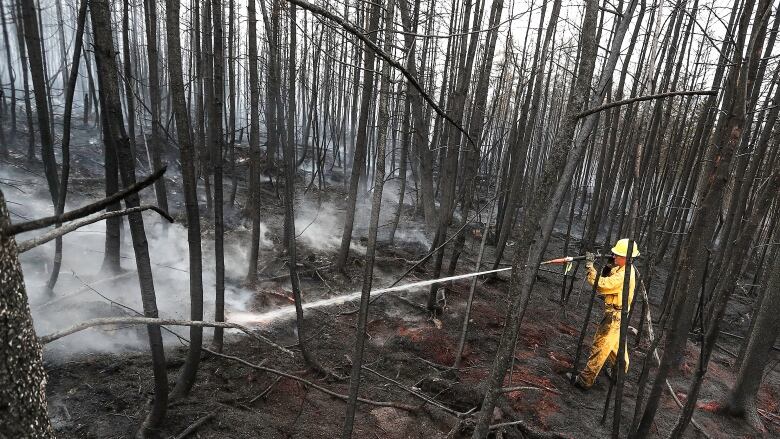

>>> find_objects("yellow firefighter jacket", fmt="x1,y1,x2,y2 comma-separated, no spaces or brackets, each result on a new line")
586,264,636,311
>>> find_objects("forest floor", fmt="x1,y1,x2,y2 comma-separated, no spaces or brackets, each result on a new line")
2,125,778,438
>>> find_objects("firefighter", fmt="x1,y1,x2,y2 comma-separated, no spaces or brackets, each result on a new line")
570,238,639,390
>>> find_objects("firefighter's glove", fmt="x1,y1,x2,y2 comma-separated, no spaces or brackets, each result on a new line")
585,251,595,270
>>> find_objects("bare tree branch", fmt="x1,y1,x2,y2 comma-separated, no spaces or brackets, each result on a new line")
282,0,474,147
17,205,173,253
4,167,167,236
38,316,294,357
203,348,419,412
576,90,717,119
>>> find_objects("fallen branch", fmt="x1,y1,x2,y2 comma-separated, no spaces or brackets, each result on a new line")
758,409,780,426
506,372,562,395
494,398,571,439
362,366,466,417
576,90,717,119
17,205,173,253
173,412,216,439
249,376,282,404
38,317,293,357
205,348,419,411
5,166,167,236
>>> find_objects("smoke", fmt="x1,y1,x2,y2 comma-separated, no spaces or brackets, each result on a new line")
2,138,432,359
294,200,366,254
2,164,257,358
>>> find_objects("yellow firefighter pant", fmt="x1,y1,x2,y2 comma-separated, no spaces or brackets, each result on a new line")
578,309,629,388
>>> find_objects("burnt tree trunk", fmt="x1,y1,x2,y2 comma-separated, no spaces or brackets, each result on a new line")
246,0,263,283
0,190,54,438
334,0,381,271
166,0,205,403
472,0,601,434
342,0,393,436
143,0,170,214
90,1,169,434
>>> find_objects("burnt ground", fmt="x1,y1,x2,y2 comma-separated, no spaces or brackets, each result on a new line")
2,123,779,438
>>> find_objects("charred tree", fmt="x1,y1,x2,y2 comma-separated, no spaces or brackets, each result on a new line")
89,0,169,434
0,190,54,439
166,0,206,403
342,0,393,436
143,0,170,214
334,0,381,272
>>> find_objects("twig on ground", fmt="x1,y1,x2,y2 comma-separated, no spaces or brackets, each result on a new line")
204,348,419,411
314,269,334,293
249,376,283,404
362,366,465,417
172,412,216,439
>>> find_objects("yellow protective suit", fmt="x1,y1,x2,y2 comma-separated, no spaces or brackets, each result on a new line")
577,264,636,388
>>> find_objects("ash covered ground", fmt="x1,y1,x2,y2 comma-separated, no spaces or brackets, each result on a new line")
2,125,778,439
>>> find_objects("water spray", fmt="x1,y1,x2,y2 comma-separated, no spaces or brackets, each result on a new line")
229,254,606,325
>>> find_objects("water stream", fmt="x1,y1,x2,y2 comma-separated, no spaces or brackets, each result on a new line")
228,266,512,325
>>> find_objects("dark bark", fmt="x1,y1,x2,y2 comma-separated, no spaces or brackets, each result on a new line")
19,0,59,205
166,0,205,403
471,0,606,435
633,0,762,435
491,0,559,270
45,0,88,292
334,0,381,271
342,0,393,435
725,238,780,428
246,0,263,283
143,0,170,214
0,189,54,438
447,0,505,275
89,1,169,434
122,0,137,173
0,0,16,136
211,0,226,354
281,1,323,373
12,0,35,161
671,163,778,437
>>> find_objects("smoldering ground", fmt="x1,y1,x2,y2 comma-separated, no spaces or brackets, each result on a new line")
4,149,436,360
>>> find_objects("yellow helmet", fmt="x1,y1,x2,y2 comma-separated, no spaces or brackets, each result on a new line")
611,238,640,257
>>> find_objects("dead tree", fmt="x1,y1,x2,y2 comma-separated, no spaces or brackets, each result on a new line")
166,0,206,404
334,0,381,272
246,0,264,283
725,237,780,429
12,0,35,161
143,0,169,213
342,0,394,436
0,0,16,136
669,167,779,437
472,0,601,435
633,0,763,435
89,0,169,434
281,1,325,374
211,0,227,354
19,0,59,209
0,189,54,438
491,0,560,270
45,0,89,292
